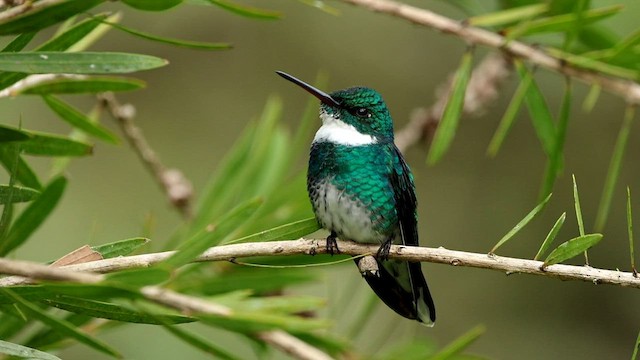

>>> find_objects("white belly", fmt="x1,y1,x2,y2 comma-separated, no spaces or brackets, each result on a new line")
312,180,385,244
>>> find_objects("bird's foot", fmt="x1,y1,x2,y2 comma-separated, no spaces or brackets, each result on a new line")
377,238,393,261
326,231,340,255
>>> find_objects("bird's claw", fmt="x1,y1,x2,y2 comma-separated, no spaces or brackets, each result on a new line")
377,239,392,261
326,231,340,255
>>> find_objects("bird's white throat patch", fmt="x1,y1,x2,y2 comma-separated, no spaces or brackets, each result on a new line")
313,112,376,146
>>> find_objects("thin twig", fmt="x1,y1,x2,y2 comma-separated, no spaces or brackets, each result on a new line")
395,52,512,152
0,257,333,360
1,239,638,288
0,74,86,98
339,0,640,105
98,92,193,219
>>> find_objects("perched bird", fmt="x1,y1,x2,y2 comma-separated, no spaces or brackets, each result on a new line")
276,71,436,325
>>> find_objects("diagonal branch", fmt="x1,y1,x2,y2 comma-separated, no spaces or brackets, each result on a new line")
1,239,638,289
339,0,640,105
98,92,194,219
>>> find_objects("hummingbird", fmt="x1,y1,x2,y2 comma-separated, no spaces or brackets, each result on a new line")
276,71,436,325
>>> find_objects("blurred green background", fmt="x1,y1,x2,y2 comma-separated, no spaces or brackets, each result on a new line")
2,0,640,358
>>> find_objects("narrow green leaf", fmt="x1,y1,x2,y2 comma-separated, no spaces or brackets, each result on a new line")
225,218,320,244
42,95,118,144
99,19,231,50
540,80,571,199
21,76,145,94
160,322,240,360
0,339,61,360
0,176,66,256
430,324,486,360
0,15,110,91
106,268,171,288
468,4,548,27
206,0,281,20
39,13,109,52
517,62,556,156
0,185,39,204
490,193,552,254
0,289,121,358
121,0,182,11
631,327,640,360
200,311,330,334
177,268,315,296
594,105,635,232
0,125,31,142
18,132,92,157
0,0,104,35
1,32,36,52
43,297,195,324
427,50,474,165
43,283,139,301
165,198,263,268
0,52,168,74
628,187,637,275
544,234,603,266
487,62,532,157
582,84,601,113
508,5,622,37
534,212,566,261
573,174,585,236
92,237,149,259
547,48,638,80
296,0,341,16
0,147,41,190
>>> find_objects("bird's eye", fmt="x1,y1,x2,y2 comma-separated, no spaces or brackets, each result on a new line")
355,107,371,118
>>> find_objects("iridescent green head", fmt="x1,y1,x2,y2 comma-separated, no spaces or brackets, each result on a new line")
276,71,394,144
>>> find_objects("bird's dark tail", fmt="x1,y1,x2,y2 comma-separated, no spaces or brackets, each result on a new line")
356,257,435,326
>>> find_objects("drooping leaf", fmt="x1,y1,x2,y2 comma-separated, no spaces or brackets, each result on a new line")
594,105,635,232
121,0,182,11
21,76,145,94
543,234,603,266
0,185,39,204
427,49,474,165
43,296,195,324
42,95,118,144
92,237,150,259
582,84,601,113
99,18,231,50
540,79,571,199
159,321,240,360
206,0,281,19
516,62,556,156
0,176,66,256
487,62,532,157
200,310,330,334
468,3,548,27
0,147,41,190
490,193,552,254
0,339,61,360
0,0,104,35
572,174,585,236
0,52,168,74
164,198,263,268
534,212,566,261
0,289,121,358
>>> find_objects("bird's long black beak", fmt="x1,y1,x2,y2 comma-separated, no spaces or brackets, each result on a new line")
276,71,340,107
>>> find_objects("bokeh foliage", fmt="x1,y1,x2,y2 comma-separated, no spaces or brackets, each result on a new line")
0,0,639,359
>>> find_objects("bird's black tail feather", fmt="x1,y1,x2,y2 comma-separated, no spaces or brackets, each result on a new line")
356,257,435,325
